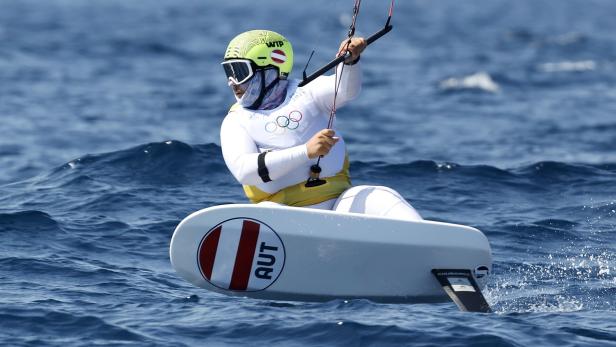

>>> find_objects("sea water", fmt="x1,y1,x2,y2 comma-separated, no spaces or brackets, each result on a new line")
1,0,615,346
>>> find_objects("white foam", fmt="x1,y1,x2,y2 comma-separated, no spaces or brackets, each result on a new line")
540,60,596,72
439,72,500,93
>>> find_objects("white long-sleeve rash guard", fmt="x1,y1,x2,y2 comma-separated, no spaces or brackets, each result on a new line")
220,62,361,194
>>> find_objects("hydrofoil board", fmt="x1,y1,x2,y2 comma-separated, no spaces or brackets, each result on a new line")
170,204,492,305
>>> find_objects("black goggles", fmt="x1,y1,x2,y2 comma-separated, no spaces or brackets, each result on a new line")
221,59,256,85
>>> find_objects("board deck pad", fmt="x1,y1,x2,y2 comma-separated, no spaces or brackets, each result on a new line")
170,204,492,304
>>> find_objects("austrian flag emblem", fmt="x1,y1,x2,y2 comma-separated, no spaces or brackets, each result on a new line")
271,50,286,64
197,218,286,292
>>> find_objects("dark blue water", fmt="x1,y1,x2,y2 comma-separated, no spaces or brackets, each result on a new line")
1,0,615,346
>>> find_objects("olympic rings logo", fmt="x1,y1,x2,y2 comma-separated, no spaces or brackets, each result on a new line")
265,111,303,134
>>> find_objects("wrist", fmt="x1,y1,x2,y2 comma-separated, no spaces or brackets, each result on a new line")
344,55,361,65
303,144,314,159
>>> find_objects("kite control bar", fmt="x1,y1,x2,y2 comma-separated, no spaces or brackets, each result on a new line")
298,8,393,87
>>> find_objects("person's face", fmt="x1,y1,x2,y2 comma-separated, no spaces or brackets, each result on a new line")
222,59,255,99
229,80,248,99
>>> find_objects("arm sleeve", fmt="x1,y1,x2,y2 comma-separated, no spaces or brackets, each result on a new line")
220,116,310,185
305,61,362,114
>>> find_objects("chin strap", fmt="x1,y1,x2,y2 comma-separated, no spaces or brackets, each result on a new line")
245,70,280,110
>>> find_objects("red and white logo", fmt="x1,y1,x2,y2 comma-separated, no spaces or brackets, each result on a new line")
270,50,286,64
197,218,285,292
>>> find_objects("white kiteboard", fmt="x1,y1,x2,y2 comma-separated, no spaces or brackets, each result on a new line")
170,204,492,305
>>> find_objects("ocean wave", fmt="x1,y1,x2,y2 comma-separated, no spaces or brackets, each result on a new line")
549,32,588,46
7,146,614,201
0,256,121,280
439,72,500,93
499,222,580,244
51,140,226,187
352,160,616,184
105,38,196,60
1,307,147,344
539,60,597,73
0,141,242,224
488,244,615,311
559,326,616,344
2,150,614,232
0,210,60,233
505,30,588,47
512,161,616,182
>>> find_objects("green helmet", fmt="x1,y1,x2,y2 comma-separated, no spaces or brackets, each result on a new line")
223,30,293,79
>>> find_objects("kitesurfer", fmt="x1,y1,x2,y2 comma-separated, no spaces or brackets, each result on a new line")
220,30,422,221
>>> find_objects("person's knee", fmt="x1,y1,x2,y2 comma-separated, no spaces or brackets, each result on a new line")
341,185,393,196
334,185,422,220
340,185,370,196
337,185,406,205
363,186,407,202
372,185,402,197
